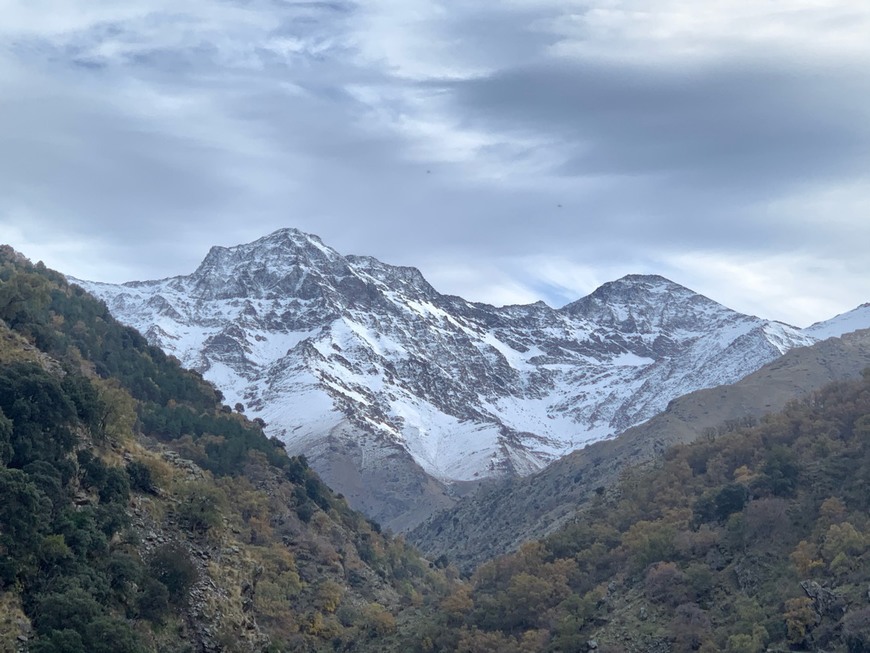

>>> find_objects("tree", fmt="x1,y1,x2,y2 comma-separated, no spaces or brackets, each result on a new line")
314,580,344,614
440,586,474,624
645,562,688,606
790,540,824,577
176,481,226,534
147,542,198,604
821,522,866,562
29,629,87,653
0,468,48,564
843,608,870,653
621,519,676,569
32,588,102,636
0,407,12,465
136,577,170,622
83,617,146,653
784,597,817,645
98,468,130,504
455,628,521,653
760,446,800,497
92,380,136,442
125,460,155,494
0,363,78,466
362,602,396,637
0,272,52,330
670,603,712,651
37,534,74,574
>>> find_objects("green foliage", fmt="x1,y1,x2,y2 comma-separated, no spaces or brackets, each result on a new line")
106,551,142,593
30,603,145,653
0,268,52,333
844,608,870,653
0,362,78,467
98,467,130,504
78,450,108,488
37,535,74,574
147,543,198,603
138,403,289,475
0,468,48,580
136,577,171,622
29,629,87,653
75,616,145,653
0,249,450,652
125,460,154,493
759,445,800,497
0,406,12,465
694,482,749,524
33,588,102,635
413,371,870,652
76,451,130,504
61,374,104,439
175,481,226,533
2,252,283,479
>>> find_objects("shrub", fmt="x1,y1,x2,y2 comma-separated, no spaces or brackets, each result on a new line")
32,588,102,635
644,561,688,606
176,482,226,534
137,577,171,622
844,608,870,653
125,460,155,493
98,468,130,504
147,542,198,604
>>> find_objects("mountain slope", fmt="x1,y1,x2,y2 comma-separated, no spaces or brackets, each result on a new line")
805,302,870,340
409,327,870,570
408,370,870,652
73,228,825,529
0,246,452,653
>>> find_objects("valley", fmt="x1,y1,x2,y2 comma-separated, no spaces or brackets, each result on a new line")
71,228,868,532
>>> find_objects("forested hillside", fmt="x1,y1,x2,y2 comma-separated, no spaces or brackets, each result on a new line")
6,243,870,652
411,371,870,652
0,246,454,653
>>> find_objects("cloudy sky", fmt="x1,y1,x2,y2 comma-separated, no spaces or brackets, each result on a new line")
1,1,868,326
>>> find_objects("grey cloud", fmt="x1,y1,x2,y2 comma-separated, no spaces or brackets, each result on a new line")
0,88,239,220
417,54,870,260
441,7,563,69
1,0,868,326
447,58,870,189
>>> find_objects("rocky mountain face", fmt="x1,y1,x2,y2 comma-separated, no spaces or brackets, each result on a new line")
73,228,853,530
409,328,870,570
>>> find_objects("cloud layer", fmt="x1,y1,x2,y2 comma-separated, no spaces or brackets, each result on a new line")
1,0,868,325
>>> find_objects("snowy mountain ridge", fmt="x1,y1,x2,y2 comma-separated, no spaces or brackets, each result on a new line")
71,228,865,523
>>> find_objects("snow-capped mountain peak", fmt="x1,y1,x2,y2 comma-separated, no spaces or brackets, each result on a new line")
562,274,735,333
71,229,869,528
805,303,870,340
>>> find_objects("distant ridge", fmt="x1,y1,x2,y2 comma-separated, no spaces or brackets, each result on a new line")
72,228,868,529
409,327,870,570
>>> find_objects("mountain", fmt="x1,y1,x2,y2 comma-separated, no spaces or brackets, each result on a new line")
408,327,870,570
411,370,870,652
0,246,452,653
72,228,848,530
805,302,870,340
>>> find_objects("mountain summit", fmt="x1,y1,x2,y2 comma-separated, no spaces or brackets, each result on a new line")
72,229,858,529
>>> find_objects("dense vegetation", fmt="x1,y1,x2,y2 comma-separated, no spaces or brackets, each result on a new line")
0,246,452,652
6,243,870,652
409,372,870,652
